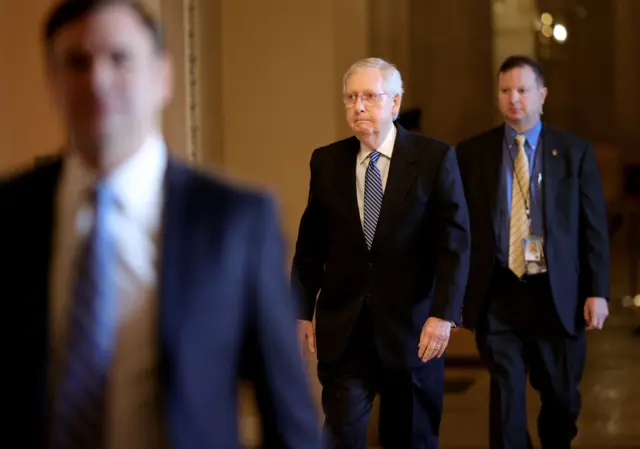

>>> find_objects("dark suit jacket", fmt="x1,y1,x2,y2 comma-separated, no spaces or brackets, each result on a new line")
456,124,610,334
291,124,471,367
0,158,321,449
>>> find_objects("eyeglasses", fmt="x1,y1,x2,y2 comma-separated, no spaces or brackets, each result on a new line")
343,92,388,107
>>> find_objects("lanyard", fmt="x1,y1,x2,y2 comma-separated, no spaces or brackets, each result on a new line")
505,136,539,223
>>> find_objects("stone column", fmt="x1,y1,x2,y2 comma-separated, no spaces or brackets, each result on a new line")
193,0,223,167
159,0,196,162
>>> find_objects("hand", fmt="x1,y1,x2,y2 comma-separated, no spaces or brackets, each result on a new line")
584,297,609,330
297,320,316,353
418,317,452,362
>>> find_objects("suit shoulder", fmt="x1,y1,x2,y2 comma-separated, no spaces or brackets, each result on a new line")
178,161,276,215
0,158,62,199
310,136,358,161
456,126,502,150
407,132,453,155
544,125,591,149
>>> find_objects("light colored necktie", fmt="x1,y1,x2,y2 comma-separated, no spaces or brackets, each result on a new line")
363,151,383,249
508,135,530,277
51,184,118,449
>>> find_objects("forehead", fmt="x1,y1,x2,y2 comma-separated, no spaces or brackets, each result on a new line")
345,68,384,92
50,4,155,56
498,66,538,87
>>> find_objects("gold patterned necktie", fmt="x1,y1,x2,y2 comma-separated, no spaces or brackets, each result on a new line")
508,134,530,277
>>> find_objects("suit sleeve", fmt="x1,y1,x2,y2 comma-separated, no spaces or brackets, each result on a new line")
430,145,471,324
244,195,322,449
290,152,326,321
454,142,472,206
578,142,610,299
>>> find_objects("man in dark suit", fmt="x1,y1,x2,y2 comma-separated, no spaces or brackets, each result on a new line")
0,1,321,448
292,57,470,449
456,55,611,449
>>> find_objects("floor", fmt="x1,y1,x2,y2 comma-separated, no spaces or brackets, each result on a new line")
434,232,640,448
437,307,639,448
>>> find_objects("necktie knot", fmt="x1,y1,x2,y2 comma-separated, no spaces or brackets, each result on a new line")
369,151,381,165
515,134,526,149
89,182,117,208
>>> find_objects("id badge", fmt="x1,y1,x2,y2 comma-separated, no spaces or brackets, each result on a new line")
523,235,548,275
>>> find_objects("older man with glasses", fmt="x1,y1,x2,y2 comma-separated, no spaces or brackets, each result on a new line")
291,57,471,449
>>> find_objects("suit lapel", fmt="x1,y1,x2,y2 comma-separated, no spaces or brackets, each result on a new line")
541,124,564,234
32,161,63,315
157,158,190,384
484,126,505,239
371,124,418,251
335,137,368,252
25,159,62,441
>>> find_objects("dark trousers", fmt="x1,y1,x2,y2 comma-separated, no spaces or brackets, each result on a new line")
476,269,587,449
317,305,444,449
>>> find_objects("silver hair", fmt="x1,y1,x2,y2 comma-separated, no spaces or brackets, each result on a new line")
342,57,404,119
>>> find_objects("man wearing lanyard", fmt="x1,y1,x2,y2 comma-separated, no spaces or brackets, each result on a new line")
455,55,611,449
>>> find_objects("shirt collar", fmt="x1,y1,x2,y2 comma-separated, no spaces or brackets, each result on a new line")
357,125,397,165
63,133,168,219
505,120,542,150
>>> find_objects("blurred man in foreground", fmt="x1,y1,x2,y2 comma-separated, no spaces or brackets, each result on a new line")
0,1,321,448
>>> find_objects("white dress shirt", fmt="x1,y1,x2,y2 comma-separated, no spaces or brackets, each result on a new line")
50,134,168,449
355,125,397,225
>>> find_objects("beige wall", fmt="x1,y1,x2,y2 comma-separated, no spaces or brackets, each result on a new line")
0,0,189,174
368,0,412,108
0,0,64,174
409,0,496,143
194,0,369,249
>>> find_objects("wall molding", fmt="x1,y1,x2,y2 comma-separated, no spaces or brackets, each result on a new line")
186,0,199,163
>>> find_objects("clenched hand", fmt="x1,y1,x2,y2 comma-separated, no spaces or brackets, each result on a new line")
584,297,608,330
418,317,452,362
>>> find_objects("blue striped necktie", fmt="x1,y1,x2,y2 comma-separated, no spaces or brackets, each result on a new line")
51,184,118,449
363,150,383,249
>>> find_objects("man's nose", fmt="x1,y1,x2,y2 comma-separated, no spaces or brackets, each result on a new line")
89,61,114,95
354,95,366,112
509,90,519,103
